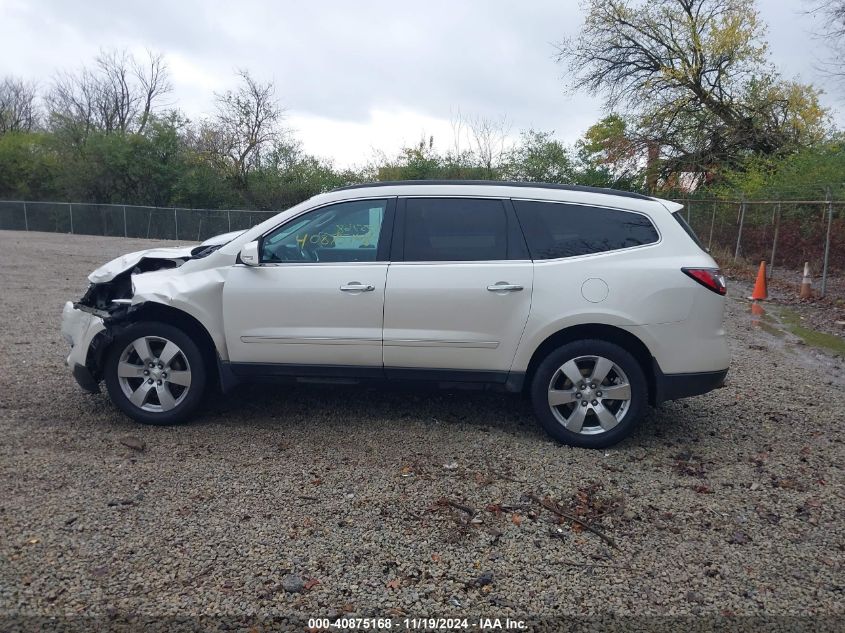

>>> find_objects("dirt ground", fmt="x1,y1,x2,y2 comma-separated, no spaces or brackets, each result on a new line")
0,231,843,631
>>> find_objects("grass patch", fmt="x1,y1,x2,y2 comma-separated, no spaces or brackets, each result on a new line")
777,307,845,355
757,322,786,338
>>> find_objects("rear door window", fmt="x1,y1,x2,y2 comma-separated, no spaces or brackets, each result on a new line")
512,199,659,260
403,198,508,261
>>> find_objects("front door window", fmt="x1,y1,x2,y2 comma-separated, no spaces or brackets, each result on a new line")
261,200,387,263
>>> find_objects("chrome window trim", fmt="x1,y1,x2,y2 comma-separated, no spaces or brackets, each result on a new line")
388,259,532,266
248,261,388,268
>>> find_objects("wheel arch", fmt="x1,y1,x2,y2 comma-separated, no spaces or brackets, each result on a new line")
523,323,657,405
91,302,221,390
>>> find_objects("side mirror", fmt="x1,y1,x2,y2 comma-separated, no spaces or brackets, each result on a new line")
239,240,260,266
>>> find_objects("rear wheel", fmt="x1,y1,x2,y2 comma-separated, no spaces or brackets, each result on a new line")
530,339,647,448
104,321,207,425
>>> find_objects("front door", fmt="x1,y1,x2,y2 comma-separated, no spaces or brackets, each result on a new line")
223,198,394,369
383,197,533,376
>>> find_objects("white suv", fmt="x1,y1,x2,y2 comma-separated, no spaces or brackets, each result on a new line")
61,181,729,448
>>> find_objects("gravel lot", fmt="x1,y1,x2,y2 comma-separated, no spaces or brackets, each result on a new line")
0,230,843,629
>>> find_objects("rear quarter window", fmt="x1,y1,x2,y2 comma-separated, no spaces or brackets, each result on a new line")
512,200,659,260
672,210,706,251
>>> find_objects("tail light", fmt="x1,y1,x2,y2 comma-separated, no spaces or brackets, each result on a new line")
682,267,726,295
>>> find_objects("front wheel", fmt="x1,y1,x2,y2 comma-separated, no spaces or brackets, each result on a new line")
104,321,207,425
530,339,647,448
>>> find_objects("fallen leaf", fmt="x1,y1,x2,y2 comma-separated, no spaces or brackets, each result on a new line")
304,578,320,590
386,578,401,590
511,513,522,526
475,472,495,486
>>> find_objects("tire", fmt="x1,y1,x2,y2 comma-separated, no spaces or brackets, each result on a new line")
104,321,207,425
530,339,648,448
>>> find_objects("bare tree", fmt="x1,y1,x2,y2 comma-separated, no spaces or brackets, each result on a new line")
449,107,466,156
46,48,171,140
465,114,511,175
47,68,97,139
806,1,845,81
134,51,169,133
204,70,285,186
0,77,39,134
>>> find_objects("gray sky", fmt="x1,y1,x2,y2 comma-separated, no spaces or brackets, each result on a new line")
0,0,839,167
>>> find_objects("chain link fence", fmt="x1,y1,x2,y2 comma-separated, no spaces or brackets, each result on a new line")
1,197,842,293
675,198,843,296
0,200,276,242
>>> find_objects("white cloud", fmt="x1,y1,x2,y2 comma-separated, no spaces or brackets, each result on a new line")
0,0,839,167
288,108,461,168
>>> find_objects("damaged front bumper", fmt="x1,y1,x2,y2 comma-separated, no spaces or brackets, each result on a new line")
61,301,107,393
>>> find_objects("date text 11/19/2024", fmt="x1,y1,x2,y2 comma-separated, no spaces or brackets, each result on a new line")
307,617,528,630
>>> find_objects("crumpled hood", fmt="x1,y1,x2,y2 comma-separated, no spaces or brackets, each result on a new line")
87,229,247,284
87,245,196,284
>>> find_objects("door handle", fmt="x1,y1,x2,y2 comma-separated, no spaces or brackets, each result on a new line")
487,282,524,292
340,282,375,292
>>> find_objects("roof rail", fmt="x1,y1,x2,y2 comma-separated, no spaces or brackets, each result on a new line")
331,180,653,201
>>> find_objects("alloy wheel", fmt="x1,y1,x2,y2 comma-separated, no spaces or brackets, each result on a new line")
117,336,192,413
547,355,632,435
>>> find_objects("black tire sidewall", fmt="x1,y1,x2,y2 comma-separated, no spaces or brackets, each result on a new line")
104,321,207,425
530,339,647,448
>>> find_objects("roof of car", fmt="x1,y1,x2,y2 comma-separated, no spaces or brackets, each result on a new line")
332,180,654,201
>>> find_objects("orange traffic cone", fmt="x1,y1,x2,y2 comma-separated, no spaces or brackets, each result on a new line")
751,261,768,301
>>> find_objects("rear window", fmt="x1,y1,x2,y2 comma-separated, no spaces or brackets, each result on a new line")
672,211,706,251
512,200,659,260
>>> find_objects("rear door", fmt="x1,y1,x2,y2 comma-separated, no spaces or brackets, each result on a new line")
383,197,533,379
